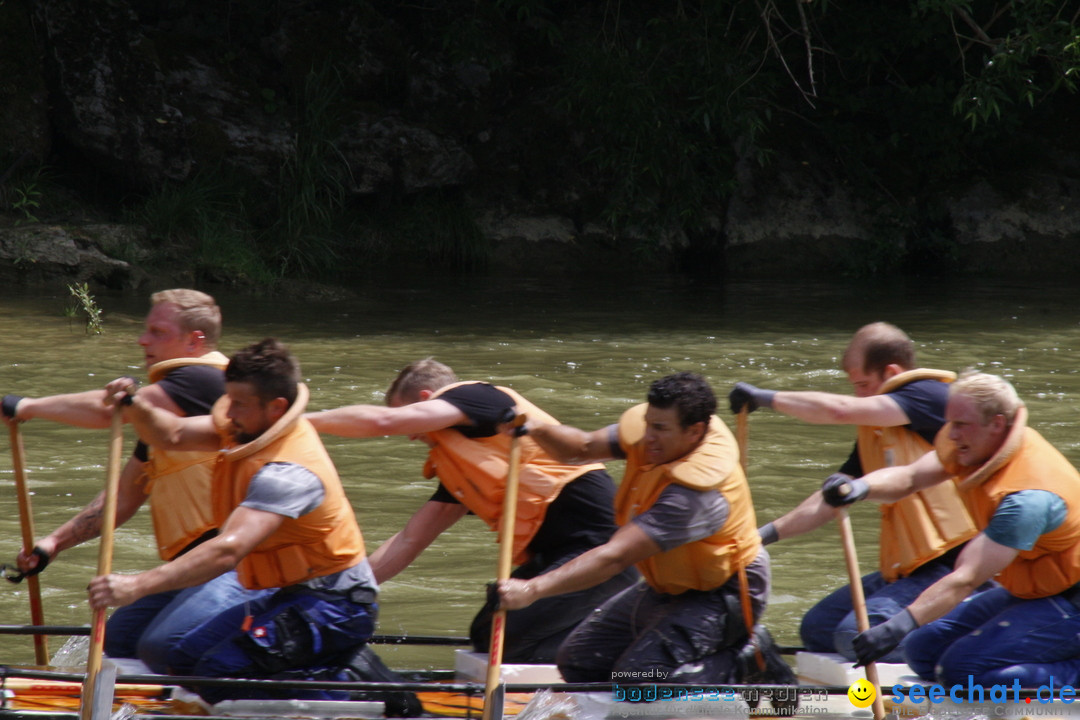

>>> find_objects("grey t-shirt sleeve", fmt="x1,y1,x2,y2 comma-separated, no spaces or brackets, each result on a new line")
607,424,626,459
632,484,729,551
242,462,325,517
984,489,1066,551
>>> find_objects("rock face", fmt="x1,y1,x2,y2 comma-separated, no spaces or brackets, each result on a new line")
0,0,1077,283
34,1,192,185
0,225,133,288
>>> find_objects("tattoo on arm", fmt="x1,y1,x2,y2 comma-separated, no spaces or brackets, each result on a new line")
70,496,105,544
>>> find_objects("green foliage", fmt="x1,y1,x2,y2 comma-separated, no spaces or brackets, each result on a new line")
918,0,1080,129
12,184,40,225
126,170,273,284
67,282,104,335
260,87,281,115
555,3,776,242
262,64,349,278
0,161,50,225
392,193,490,271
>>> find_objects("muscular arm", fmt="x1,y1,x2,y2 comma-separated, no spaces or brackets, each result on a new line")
19,456,149,570
119,392,219,452
9,381,183,429
498,523,658,609
907,533,1016,626
528,424,615,464
368,500,470,582
88,505,282,609
772,391,909,426
862,449,951,502
773,449,951,542
305,399,468,437
16,382,194,570
770,490,835,541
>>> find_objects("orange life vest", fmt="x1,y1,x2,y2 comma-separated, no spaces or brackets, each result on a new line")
938,408,1080,598
211,384,367,590
423,382,606,565
858,369,979,581
614,404,760,595
141,351,229,560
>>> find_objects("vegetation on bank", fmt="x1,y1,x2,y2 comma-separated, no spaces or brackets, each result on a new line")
1,1,1078,283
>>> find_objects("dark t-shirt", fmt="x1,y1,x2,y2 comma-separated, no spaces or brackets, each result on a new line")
133,364,226,462
838,378,949,477
428,383,620,558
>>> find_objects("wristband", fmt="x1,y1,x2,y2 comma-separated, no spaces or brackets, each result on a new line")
2,394,24,419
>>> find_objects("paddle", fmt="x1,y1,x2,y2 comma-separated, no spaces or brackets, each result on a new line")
482,412,526,720
9,423,50,665
736,406,749,475
835,506,885,720
80,409,124,720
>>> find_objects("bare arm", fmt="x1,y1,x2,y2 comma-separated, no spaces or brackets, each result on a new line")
7,389,114,428
528,423,615,464
498,523,658,609
368,500,469,582
770,490,835,541
862,449,951,503
9,378,186,429
114,390,219,452
16,379,192,570
906,533,1016,626
772,391,909,426
18,456,150,570
305,399,469,437
775,449,951,542
87,505,283,609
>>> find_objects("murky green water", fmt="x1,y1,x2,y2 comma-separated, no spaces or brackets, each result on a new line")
1,276,1079,673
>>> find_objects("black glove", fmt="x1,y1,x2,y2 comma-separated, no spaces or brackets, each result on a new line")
498,407,528,436
2,394,24,419
728,382,776,414
758,522,779,546
821,473,868,507
853,608,918,667
2,547,50,584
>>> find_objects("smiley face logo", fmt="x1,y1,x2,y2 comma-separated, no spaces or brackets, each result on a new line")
847,678,876,708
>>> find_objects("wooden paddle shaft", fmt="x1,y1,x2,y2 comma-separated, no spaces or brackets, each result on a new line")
736,408,749,475
81,410,124,720
836,508,885,720
482,414,525,720
9,423,49,665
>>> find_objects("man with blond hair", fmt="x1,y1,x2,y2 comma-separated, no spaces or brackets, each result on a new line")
95,339,386,705
728,322,979,663
307,358,637,663
824,371,1080,686
6,289,268,671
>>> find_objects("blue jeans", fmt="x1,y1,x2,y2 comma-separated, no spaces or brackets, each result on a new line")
800,560,956,663
904,586,1080,686
166,587,376,703
104,571,272,673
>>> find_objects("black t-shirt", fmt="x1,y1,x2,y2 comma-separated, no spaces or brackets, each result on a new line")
838,378,949,477
133,364,226,462
428,383,620,558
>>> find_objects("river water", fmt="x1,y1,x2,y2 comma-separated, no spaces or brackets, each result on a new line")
1,276,1078,672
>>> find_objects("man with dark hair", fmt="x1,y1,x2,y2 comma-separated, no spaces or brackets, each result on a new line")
728,322,979,663
497,372,791,688
6,289,269,672
306,358,637,663
94,339,379,704
824,372,1080,686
